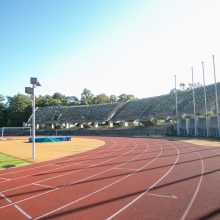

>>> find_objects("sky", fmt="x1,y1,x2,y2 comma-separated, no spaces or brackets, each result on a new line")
1,0,220,99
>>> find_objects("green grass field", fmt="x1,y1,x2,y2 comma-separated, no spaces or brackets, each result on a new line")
0,153,32,169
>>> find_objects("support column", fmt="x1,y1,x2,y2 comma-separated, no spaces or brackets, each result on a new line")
109,122,113,128
94,122,99,128
123,122,128,127
186,119,190,136
217,115,220,138
177,120,180,136
207,116,211,137
133,120,139,126
195,117,199,136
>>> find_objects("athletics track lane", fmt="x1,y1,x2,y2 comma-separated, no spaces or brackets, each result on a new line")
0,137,219,220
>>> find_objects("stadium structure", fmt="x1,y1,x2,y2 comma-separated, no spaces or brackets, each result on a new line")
23,82,220,138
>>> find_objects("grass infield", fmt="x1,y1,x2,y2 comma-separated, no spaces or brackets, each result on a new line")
0,153,31,169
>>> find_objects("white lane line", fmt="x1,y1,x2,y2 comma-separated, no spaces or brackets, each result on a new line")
0,139,114,179
0,178,10,181
212,149,220,155
14,205,32,219
0,149,119,183
78,162,94,166
146,193,177,199
113,167,139,172
0,139,120,183
181,149,204,220
106,147,180,220
0,141,126,193
157,157,177,160
0,193,32,219
34,145,159,220
0,193,11,203
0,143,140,210
32,183,57,189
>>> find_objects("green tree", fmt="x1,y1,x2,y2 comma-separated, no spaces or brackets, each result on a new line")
93,93,110,104
36,95,62,107
81,88,94,105
66,96,80,105
0,95,6,126
118,94,136,102
110,95,118,102
6,94,32,126
52,92,67,105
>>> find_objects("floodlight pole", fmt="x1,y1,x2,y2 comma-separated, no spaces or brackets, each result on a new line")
25,77,41,159
32,83,36,159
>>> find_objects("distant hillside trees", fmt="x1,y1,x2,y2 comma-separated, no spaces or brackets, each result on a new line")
0,89,136,126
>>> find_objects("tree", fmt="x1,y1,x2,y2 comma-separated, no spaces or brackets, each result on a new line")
6,94,32,126
0,95,6,126
170,82,203,93
81,88,94,105
93,93,110,104
118,94,136,102
187,82,202,90
66,96,80,106
36,95,62,107
179,83,186,90
52,92,67,105
110,95,119,102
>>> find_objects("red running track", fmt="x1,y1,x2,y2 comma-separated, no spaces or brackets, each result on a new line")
0,137,219,220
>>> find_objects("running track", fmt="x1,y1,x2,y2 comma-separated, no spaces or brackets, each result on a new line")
0,137,219,220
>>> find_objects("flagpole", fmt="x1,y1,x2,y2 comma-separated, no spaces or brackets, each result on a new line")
202,62,208,137
191,67,197,136
212,55,220,137
175,74,178,119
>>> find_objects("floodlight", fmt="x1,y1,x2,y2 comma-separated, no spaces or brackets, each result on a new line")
25,87,33,95
31,77,38,85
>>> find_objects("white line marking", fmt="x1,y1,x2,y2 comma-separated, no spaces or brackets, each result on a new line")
181,150,204,220
113,167,139,171
146,193,177,199
0,139,122,185
0,193,32,219
0,178,10,181
1,142,128,193
14,205,32,219
33,183,57,189
0,193,12,203
0,143,141,210
212,149,220,155
0,139,116,178
106,147,180,220
34,145,160,220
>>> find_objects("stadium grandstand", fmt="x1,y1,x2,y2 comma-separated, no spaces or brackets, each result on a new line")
28,82,220,137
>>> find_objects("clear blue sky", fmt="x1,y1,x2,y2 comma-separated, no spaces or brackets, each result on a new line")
1,0,220,98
